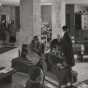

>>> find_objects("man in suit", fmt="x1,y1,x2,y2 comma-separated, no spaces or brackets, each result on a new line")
61,26,74,67
61,25,75,88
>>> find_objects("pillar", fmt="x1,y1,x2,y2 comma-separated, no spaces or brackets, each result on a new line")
17,0,33,45
33,0,41,39
17,0,41,45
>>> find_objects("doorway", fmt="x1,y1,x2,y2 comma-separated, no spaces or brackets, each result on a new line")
41,5,52,44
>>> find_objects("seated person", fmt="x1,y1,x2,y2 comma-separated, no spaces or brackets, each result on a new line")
26,45,40,65
30,36,42,56
20,36,41,65
46,38,64,71
21,44,28,58
26,35,47,65
13,36,47,74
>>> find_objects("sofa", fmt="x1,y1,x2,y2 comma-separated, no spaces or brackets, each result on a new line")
11,56,36,74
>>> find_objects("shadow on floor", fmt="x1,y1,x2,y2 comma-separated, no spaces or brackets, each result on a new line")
0,72,28,88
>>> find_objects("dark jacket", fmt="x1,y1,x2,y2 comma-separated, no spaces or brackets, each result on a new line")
61,32,75,67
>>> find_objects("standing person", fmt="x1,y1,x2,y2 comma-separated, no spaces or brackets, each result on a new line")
1,19,7,43
9,20,16,44
61,25,75,88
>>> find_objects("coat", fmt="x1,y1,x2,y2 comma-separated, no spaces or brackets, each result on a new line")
61,32,75,67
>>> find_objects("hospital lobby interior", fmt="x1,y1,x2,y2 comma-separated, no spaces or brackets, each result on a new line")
1,0,88,88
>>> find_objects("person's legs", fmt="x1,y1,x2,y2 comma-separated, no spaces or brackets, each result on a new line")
66,67,77,88
55,66,67,88
66,67,72,85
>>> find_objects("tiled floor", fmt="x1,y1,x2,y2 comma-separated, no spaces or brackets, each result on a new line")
0,62,88,88
73,62,88,82
0,72,28,88
0,47,88,88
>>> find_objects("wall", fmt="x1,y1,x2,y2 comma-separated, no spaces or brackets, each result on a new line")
60,1,66,27
64,0,88,41
41,5,52,24
33,0,41,38
17,0,42,44
16,0,65,44
11,0,88,44
17,0,33,45
65,0,88,4
40,0,63,39
75,5,87,13
41,0,55,3
0,0,20,6
0,5,15,22
55,0,64,37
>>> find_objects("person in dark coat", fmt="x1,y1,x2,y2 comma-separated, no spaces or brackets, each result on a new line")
61,26,75,67
62,26,74,67
61,25,75,88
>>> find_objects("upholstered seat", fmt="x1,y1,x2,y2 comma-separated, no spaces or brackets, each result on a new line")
12,57,36,74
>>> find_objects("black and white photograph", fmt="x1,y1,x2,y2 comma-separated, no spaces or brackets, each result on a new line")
0,0,88,88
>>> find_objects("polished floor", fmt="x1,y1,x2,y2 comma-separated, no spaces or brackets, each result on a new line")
0,62,88,88
0,47,88,88
0,72,28,88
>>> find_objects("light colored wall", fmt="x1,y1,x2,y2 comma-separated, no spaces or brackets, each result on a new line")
33,0,41,39
41,5,52,24
75,5,86,13
53,0,64,38
65,0,88,4
0,6,15,22
40,0,63,39
16,0,64,43
0,0,20,6
16,0,67,44
17,0,42,44
17,0,33,45
41,0,55,3
60,1,66,27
